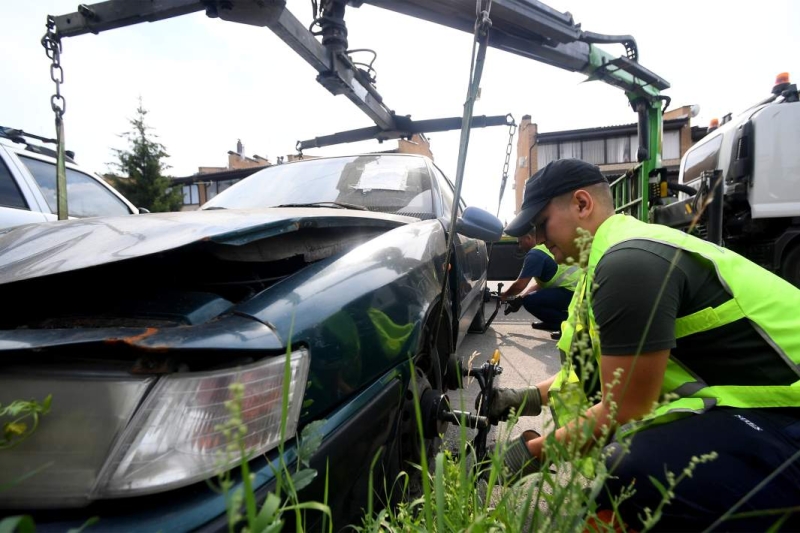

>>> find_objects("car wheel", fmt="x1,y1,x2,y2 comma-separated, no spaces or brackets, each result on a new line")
397,321,447,500
780,243,800,288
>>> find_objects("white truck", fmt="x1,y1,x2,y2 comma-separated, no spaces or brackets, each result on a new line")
654,74,800,287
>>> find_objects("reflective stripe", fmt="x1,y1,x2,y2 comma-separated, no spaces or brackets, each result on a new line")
670,381,706,398
543,264,580,290
674,299,746,339
700,384,800,408
533,244,580,291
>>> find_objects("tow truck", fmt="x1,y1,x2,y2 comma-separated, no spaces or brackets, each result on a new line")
651,74,800,287
28,0,671,530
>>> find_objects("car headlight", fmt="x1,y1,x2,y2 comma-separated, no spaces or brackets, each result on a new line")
93,348,310,497
0,374,155,508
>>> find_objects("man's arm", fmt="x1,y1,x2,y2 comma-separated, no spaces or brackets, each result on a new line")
518,280,540,298
525,350,669,458
501,276,533,300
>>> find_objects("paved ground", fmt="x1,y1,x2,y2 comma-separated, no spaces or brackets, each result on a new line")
444,282,562,450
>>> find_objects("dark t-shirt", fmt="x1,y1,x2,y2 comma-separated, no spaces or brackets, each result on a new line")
592,240,797,387
520,248,557,282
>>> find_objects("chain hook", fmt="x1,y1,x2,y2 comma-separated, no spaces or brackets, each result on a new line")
497,113,516,217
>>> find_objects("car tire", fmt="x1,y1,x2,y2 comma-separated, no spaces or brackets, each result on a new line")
393,317,448,501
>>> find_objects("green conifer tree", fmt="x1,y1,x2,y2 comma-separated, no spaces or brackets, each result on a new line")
107,99,183,212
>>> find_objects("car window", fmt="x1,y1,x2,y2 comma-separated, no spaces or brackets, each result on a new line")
0,157,28,210
20,156,131,217
431,165,461,217
204,155,436,218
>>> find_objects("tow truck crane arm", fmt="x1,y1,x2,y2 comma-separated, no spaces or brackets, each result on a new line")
52,0,668,168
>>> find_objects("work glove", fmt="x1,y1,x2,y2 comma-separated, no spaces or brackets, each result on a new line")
488,387,542,420
503,297,523,315
500,429,542,483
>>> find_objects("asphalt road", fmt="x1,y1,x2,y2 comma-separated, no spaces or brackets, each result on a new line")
444,283,563,451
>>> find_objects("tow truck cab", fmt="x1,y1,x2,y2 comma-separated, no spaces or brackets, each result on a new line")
654,75,800,287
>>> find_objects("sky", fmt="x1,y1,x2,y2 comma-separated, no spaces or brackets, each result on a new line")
2,0,799,223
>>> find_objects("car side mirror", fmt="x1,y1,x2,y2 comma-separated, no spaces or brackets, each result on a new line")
456,206,503,242
137,207,151,214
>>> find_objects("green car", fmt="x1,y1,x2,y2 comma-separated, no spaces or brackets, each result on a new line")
0,154,502,531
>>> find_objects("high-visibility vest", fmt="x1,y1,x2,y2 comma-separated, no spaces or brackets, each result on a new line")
532,244,580,291
549,214,800,434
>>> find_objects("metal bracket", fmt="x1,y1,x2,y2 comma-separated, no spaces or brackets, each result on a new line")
296,114,513,151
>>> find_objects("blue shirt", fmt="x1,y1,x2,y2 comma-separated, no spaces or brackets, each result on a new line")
520,248,557,282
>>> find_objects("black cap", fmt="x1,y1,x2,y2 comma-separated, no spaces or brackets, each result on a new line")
504,159,606,237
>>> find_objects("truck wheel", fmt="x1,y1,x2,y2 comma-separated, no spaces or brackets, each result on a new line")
780,244,800,288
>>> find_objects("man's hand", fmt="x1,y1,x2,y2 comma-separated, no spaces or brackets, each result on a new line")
504,298,523,315
500,429,542,483
488,387,542,420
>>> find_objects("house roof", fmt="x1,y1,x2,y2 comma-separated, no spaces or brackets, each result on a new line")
171,166,264,185
537,117,692,143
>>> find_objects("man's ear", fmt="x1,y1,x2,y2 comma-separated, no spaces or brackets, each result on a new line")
574,190,594,218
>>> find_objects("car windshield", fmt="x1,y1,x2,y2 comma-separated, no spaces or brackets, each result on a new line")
203,155,436,218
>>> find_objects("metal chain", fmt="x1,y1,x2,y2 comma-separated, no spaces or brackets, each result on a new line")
41,16,68,220
497,115,517,217
42,16,66,119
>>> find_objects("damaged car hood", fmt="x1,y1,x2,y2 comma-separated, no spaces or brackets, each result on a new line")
0,208,415,284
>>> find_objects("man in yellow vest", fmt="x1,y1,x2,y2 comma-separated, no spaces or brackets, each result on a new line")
490,158,800,530
499,234,578,338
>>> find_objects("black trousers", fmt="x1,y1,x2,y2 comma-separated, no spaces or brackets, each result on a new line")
521,286,572,326
597,407,800,532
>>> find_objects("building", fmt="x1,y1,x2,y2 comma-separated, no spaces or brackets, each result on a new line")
172,134,433,210
512,106,708,213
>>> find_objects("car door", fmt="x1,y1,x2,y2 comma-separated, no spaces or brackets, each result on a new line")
0,147,49,229
429,163,486,343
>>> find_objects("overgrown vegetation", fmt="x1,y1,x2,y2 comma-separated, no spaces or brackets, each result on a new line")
106,98,183,212
0,395,51,450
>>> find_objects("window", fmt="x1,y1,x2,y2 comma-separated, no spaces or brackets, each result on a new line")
663,130,681,160
559,141,581,159
582,139,605,165
432,165,456,218
682,135,723,184
537,143,558,167
205,181,218,201
182,184,199,205
20,156,131,217
630,135,639,161
0,158,28,209
606,136,630,164
217,179,238,194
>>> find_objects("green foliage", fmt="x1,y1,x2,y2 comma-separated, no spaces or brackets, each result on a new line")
106,99,182,212
0,395,51,450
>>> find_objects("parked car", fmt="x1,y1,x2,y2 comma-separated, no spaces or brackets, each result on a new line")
0,153,501,531
0,126,138,230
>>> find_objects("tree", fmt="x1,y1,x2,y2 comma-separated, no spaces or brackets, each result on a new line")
107,99,183,212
